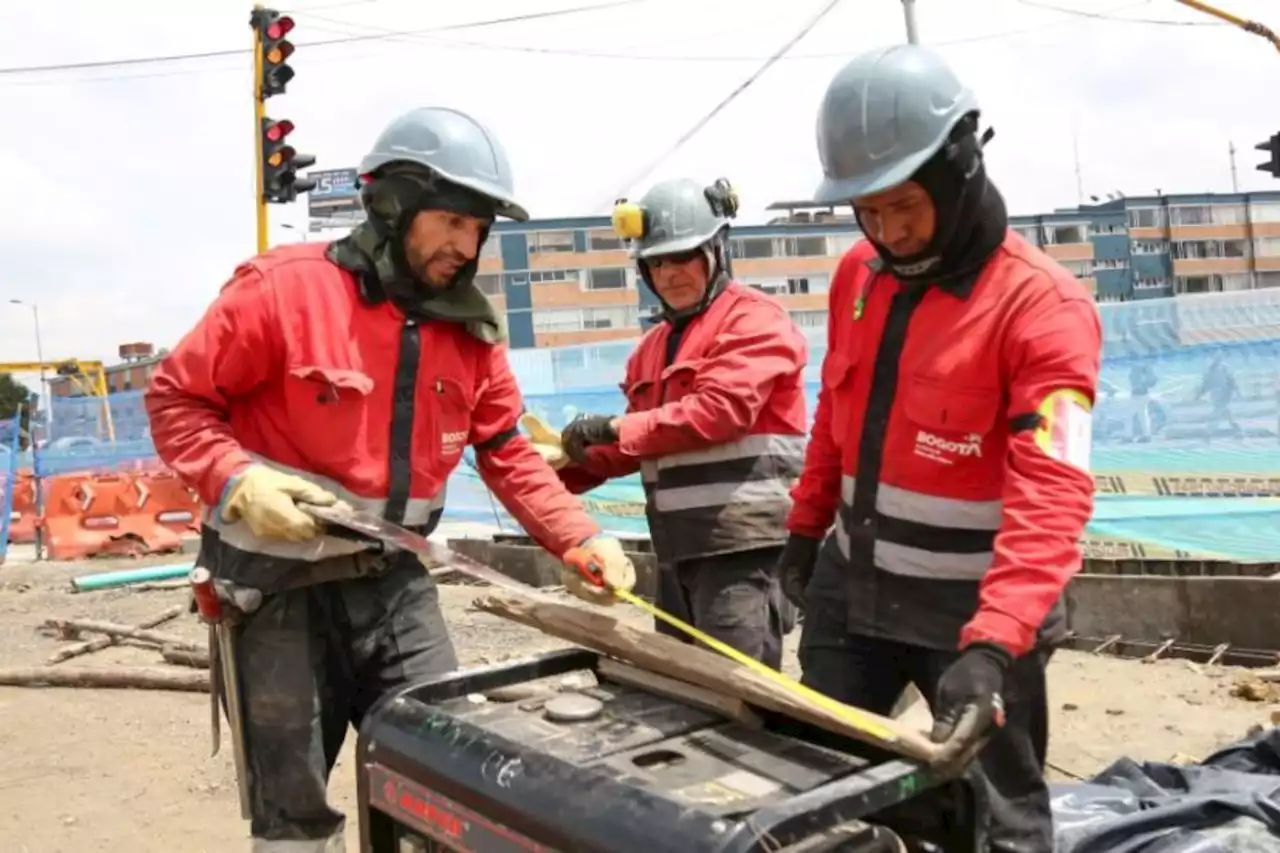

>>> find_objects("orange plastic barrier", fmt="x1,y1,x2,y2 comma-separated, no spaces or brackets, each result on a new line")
7,471,37,544
38,470,201,560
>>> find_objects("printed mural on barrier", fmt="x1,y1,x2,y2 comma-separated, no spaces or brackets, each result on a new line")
8,291,1279,561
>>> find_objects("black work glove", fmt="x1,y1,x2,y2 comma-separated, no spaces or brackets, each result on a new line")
561,414,619,464
930,643,1011,767
776,534,822,610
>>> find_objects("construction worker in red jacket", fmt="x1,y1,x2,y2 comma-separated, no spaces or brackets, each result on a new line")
145,107,636,853
776,46,1101,852
552,177,807,667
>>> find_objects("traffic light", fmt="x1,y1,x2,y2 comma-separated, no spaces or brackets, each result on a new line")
262,118,317,204
1256,133,1280,179
250,7,296,99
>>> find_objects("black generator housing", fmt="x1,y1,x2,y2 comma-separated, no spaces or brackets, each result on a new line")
357,649,988,852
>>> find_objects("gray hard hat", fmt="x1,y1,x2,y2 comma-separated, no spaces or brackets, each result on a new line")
360,106,529,222
631,178,733,259
813,45,979,205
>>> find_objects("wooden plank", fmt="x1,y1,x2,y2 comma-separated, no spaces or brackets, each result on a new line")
473,592,941,764
597,658,764,729
0,665,210,692
46,605,186,665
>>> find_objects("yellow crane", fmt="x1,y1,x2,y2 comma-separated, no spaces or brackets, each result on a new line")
0,360,116,443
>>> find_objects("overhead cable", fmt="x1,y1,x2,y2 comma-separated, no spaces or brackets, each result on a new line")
0,0,651,76
593,0,844,212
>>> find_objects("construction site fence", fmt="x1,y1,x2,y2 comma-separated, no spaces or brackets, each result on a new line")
3,289,1278,563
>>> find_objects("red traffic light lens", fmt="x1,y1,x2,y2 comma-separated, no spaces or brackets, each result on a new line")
264,119,295,142
266,15,295,41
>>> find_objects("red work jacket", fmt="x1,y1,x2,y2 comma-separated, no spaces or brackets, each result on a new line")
145,242,599,564
563,281,808,562
788,234,1101,657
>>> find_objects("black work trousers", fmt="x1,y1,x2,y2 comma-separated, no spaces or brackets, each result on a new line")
800,598,1054,853
654,546,797,669
235,556,458,844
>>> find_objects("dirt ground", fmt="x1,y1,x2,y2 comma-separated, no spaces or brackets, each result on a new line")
0,554,1275,853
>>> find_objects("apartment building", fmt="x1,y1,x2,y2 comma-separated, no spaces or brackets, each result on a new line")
484,205,860,348
1009,190,1280,302
47,342,165,397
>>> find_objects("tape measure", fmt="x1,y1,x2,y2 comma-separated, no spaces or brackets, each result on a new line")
611,587,898,744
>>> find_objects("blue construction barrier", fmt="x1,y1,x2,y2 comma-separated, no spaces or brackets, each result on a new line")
0,417,19,563
15,290,1280,561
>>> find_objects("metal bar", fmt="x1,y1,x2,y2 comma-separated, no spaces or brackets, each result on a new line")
1063,634,1280,668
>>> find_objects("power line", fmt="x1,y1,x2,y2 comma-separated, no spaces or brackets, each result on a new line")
594,0,844,212
0,0,1170,87
1014,0,1223,25
0,0,650,76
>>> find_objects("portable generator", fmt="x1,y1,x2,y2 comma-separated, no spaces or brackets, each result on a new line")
356,649,988,853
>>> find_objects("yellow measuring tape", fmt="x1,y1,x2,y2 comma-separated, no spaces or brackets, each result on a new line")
612,588,898,744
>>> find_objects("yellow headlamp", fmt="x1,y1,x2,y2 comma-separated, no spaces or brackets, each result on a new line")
611,199,646,241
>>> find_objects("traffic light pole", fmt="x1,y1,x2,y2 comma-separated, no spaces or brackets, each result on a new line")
1173,0,1280,53
252,10,269,255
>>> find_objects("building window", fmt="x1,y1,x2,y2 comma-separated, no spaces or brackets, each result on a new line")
1131,240,1168,255
473,273,504,296
1134,277,1169,290
583,306,638,329
528,230,575,254
1169,206,1213,226
745,275,830,296
586,267,627,290
529,269,579,284
779,236,828,257
1127,208,1165,228
531,306,639,333
1174,275,1218,294
730,237,774,259
831,232,860,255
1043,224,1086,245
1256,271,1280,289
1171,239,1251,259
479,237,502,259
532,309,585,333
789,310,827,329
1060,260,1092,277
1253,237,1280,258
1092,259,1129,271
588,230,624,251
1250,202,1280,224
1012,225,1039,243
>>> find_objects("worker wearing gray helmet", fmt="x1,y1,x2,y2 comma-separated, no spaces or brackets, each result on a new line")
552,177,807,667
780,46,1101,851
146,106,636,853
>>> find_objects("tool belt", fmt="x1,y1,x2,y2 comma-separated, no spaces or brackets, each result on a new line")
195,522,430,602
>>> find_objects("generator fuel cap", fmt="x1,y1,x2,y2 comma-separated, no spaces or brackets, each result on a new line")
543,693,604,723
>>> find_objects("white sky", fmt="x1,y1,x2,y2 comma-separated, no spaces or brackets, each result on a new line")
0,0,1276,385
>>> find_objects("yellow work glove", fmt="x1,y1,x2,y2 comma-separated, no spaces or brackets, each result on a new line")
559,536,637,606
519,412,569,471
220,464,337,542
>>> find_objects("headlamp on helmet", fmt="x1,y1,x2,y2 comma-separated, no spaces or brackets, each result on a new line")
612,198,647,241
704,178,740,221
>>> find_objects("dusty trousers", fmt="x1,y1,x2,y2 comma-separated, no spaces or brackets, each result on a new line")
654,546,797,669
799,593,1054,853
233,554,458,846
